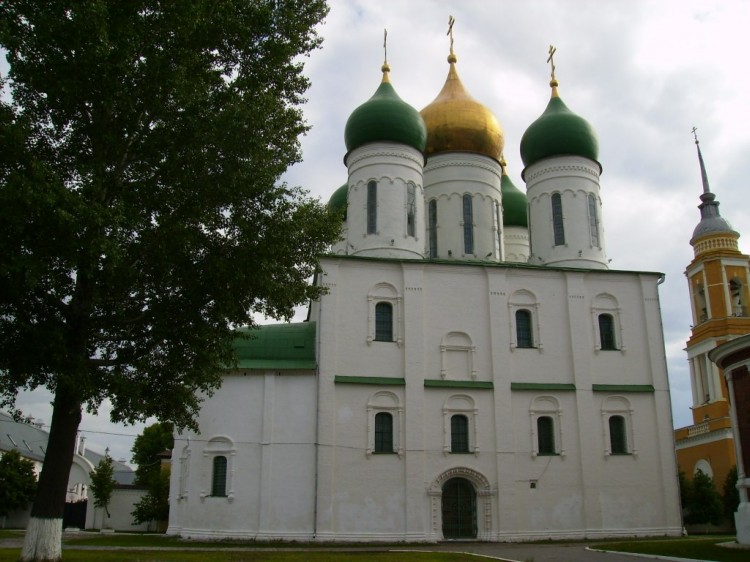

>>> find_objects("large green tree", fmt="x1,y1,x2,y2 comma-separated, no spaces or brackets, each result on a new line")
0,1,336,559
0,449,37,518
131,422,174,486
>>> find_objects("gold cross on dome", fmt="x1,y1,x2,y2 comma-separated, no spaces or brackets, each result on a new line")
447,15,455,54
383,29,388,64
547,45,557,82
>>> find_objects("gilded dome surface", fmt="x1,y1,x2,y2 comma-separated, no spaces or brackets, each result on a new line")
520,91,599,169
344,67,427,153
328,183,348,221
420,56,504,160
500,165,528,228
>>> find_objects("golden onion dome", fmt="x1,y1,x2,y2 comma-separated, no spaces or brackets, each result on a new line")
420,52,504,161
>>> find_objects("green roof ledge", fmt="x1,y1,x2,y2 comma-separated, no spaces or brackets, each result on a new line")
232,322,316,370
335,376,406,386
592,384,655,393
424,380,494,389
510,383,576,391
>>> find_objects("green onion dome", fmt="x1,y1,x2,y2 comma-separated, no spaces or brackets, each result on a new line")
500,159,528,228
520,82,599,170
328,183,348,221
344,64,427,154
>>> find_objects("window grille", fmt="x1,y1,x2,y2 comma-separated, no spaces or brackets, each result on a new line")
598,313,616,350
211,456,228,497
451,415,470,453
374,412,394,453
463,194,474,254
375,302,393,341
429,199,438,257
515,309,534,348
588,193,600,247
552,193,565,246
367,181,377,234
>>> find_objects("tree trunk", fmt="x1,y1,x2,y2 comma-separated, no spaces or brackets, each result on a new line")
20,383,82,562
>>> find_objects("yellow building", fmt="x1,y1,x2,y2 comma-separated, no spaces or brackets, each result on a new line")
674,135,750,488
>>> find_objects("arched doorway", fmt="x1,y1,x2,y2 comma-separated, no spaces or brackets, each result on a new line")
442,477,477,539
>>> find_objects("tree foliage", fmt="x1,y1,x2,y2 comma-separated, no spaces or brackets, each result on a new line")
722,465,739,527
0,0,336,557
683,469,723,526
131,466,170,526
89,455,116,519
131,422,173,486
0,449,37,516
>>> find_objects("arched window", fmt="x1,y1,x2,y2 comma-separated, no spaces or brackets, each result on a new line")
588,193,600,248
463,194,474,255
515,309,534,348
598,313,616,350
375,302,393,342
406,183,416,238
537,416,555,455
609,415,628,454
211,456,228,497
367,180,377,234
551,193,565,246
374,412,394,453
451,414,470,453
429,199,438,258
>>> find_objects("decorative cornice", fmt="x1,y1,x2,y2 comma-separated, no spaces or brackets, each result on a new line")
524,163,600,183
334,376,406,386
346,148,424,169
424,158,502,180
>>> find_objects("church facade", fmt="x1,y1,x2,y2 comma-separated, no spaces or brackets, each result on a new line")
167,40,682,541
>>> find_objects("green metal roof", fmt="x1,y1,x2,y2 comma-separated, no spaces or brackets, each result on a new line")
501,173,528,228
233,322,316,370
520,95,599,170
344,79,427,153
328,183,348,221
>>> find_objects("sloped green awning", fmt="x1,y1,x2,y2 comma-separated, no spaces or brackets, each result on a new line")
232,322,316,370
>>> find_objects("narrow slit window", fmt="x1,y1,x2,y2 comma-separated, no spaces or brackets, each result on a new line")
463,194,474,255
375,302,393,342
598,313,616,350
211,456,228,497
407,183,416,237
516,309,533,348
367,180,377,234
374,412,394,453
537,416,555,455
552,193,565,246
451,414,470,453
609,415,628,454
429,199,438,258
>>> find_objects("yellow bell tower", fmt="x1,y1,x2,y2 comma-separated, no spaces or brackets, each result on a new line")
675,130,750,488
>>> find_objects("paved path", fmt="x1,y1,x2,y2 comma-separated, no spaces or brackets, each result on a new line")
409,542,674,561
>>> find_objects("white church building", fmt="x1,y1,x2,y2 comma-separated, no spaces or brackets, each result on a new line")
167,41,683,541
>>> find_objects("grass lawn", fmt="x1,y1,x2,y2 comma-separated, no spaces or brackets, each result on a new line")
594,536,747,562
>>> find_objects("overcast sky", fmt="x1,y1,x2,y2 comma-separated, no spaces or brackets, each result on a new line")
9,0,750,465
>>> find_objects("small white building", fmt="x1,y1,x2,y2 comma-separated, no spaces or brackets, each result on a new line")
167,45,682,541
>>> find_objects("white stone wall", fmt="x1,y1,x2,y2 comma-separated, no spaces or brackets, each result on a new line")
345,142,425,259
85,487,150,532
168,256,681,542
423,153,503,261
312,256,681,540
526,155,607,269
168,371,317,539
